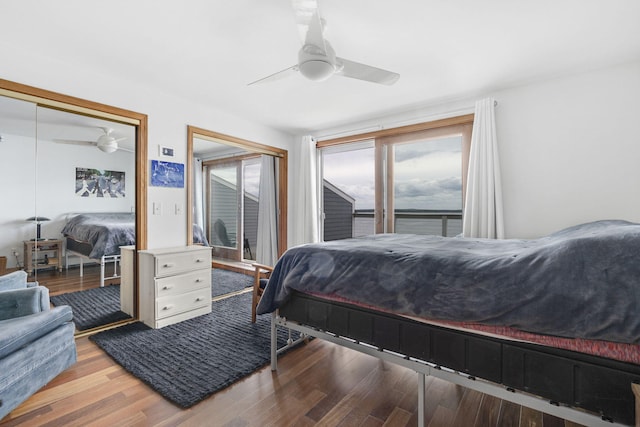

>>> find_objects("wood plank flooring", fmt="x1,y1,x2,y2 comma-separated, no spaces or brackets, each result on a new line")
3,266,586,426
1,336,585,426
31,263,112,297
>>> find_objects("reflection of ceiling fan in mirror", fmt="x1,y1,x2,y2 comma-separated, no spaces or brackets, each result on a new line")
53,127,133,153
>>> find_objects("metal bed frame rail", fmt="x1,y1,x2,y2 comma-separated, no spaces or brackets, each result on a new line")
269,292,640,426
271,314,630,427
65,250,120,287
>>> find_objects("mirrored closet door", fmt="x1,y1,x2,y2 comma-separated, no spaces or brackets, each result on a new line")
187,126,288,267
0,80,147,334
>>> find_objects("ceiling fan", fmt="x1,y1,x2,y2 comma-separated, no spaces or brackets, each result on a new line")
53,127,132,153
249,0,399,86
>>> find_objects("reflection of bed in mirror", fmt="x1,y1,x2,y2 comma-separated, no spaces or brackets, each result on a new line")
62,212,135,287
63,213,209,289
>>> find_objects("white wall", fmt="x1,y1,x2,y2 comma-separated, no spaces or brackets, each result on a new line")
4,42,638,250
0,44,295,254
0,131,136,269
36,140,136,233
0,133,37,267
312,60,640,239
494,60,640,237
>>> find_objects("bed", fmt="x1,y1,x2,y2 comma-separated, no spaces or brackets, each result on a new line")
62,212,135,287
63,213,210,287
257,220,640,426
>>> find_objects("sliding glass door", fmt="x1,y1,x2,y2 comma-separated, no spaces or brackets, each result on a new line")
206,157,261,261
209,162,240,259
387,136,463,236
319,120,471,240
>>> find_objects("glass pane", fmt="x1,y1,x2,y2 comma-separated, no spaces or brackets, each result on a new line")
322,143,375,240
210,165,238,248
392,136,462,236
242,159,260,261
0,96,37,272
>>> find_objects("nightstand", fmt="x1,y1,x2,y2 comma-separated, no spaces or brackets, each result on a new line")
24,239,63,275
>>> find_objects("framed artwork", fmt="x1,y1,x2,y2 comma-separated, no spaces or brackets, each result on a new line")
150,160,185,188
76,167,125,198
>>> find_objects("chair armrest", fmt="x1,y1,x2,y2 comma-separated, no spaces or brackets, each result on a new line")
251,262,273,271
0,271,29,291
0,286,50,321
0,306,74,359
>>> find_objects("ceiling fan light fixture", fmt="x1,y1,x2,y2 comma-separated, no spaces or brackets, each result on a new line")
97,136,118,153
299,59,335,81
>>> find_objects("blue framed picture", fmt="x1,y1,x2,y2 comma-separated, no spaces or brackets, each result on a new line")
150,160,185,188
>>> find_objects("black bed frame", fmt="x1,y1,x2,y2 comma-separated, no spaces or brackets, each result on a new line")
274,292,640,426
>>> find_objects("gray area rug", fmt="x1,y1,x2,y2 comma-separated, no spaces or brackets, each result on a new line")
90,292,300,408
212,268,253,297
51,269,253,330
50,285,131,331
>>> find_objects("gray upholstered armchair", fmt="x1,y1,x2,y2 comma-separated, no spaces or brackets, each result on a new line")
0,271,77,420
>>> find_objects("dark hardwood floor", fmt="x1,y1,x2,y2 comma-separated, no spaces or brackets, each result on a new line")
0,339,586,426
32,263,118,297
2,267,586,426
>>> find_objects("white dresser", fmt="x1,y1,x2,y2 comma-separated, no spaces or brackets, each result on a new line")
138,245,212,328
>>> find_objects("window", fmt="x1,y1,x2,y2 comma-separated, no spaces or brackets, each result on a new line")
321,141,375,240
319,115,473,240
205,155,261,261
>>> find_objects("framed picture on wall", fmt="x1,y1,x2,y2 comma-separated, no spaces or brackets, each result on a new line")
76,167,126,198
150,160,185,188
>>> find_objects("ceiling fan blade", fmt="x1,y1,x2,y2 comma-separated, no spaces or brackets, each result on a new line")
248,65,299,86
117,146,134,153
336,57,400,85
52,139,96,147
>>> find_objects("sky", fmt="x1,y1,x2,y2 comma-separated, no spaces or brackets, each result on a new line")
210,138,463,211
322,136,462,211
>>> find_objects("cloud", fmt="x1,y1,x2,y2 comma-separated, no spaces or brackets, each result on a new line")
394,177,462,210
394,137,461,163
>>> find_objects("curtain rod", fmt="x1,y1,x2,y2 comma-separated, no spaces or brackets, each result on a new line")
315,100,497,142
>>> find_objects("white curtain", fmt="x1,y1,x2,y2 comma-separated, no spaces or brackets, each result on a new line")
256,155,278,265
462,97,505,239
192,157,205,234
291,135,319,246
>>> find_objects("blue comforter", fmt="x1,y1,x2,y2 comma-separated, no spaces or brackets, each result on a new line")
257,220,640,344
62,212,135,258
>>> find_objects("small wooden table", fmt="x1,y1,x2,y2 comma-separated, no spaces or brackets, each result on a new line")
24,239,63,275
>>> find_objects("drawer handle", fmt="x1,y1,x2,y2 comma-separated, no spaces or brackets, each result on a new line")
195,278,202,283
162,285,173,290
162,263,175,268
162,305,174,311
195,297,203,302
195,258,204,263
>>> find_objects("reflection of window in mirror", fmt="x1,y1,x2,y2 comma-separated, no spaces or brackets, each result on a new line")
188,127,288,268
0,80,147,335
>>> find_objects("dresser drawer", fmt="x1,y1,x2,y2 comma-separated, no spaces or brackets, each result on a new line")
155,270,210,297
156,289,210,320
155,250,209,277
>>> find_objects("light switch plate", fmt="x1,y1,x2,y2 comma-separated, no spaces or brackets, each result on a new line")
153,202,162,215
159,145,174,157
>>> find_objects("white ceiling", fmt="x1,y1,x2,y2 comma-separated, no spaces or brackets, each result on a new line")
2,0,640,135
